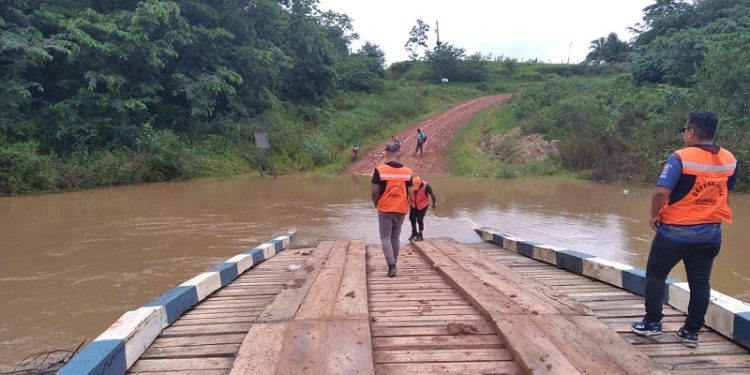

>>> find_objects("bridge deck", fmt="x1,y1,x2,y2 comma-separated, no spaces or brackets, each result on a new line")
127,238,750,374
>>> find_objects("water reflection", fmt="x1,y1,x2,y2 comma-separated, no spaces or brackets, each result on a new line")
0,174,748,370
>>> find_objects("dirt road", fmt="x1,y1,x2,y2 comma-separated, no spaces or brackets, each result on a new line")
347,94,512,175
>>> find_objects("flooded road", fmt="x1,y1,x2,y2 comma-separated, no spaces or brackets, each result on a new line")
1,174,749,370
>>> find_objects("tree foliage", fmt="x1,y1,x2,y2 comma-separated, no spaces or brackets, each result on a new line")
404,19,430,61
0,0,380,157
630,0,750,87
585,33,632,64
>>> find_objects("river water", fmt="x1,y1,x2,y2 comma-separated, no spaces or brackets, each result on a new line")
1,174,748,370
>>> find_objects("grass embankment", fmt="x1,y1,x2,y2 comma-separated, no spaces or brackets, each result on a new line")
447,104,569,179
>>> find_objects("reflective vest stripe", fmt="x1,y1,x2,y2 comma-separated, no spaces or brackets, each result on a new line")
682,161,737,173
379,173,411,180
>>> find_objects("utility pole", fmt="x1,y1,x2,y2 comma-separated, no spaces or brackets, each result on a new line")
435,20,442,50
567,41,572,64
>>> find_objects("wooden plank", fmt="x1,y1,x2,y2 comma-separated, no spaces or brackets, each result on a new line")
129,358,234,372
229,321,289,375
323,320,374,375
654,354,750,370
373,348,513,363
637,341,748,357
141,343,241,359
264,320,327,374
415,239,667,375
273,319,376,374
408,240,526,316
295,240,349,320
333,240,368,319
150,334,247,348
491,315,583,374
372,335,503,349
371,320,496,337
535,314,665,374
160,322,251,336
255,241,335,323
374,361,520,375
435,239,592,316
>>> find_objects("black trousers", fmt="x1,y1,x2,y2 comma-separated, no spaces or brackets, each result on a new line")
409,207,428,234
643,233,721,332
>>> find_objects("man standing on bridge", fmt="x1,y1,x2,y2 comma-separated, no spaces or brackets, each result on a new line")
632,111,738,348
371,153,413,277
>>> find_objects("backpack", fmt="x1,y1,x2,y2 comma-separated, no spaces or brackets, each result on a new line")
418,132,427,142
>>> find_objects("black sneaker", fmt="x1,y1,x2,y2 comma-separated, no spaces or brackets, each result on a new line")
415,233,423,241
408,233,417,240
387,265,397,277
676,326,699,348
631,320,662,336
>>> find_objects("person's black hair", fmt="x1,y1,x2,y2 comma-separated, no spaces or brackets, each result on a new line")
687,110,718,140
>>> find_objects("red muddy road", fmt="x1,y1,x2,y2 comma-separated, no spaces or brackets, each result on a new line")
347,94,513,175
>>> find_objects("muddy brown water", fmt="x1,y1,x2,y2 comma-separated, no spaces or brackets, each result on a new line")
1,174,749,370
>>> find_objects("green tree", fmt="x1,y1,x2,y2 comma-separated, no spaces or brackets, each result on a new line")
404,19,430,61
585,33,632,64
424,43,465,81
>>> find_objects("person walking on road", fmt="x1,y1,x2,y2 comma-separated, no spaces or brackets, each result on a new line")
371,154,413,277
414,128,427,158
631,110,738,348
409,176,436,241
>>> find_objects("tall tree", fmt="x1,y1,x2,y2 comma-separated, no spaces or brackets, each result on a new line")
404,19,430,60
585,33,632,64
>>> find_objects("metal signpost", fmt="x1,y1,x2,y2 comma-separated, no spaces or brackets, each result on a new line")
254,132,273,177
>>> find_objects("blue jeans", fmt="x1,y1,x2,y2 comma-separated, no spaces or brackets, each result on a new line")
643,233,721,332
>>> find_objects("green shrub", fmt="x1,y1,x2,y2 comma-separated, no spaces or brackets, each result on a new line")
0,142,58,195
134,127,193,182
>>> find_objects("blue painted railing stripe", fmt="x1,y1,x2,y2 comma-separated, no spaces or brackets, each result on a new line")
245,247,266,264
273,239,284,253
57,339,127,375
144,285,199,324
556,250,595,274
516,241,535,258
213,262,240,286
734,312,750,348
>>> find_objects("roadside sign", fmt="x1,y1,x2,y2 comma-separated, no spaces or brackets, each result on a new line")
254,132,270,148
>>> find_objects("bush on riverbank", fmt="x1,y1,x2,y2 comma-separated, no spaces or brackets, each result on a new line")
0,83,483,195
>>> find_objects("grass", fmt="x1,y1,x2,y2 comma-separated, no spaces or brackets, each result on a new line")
447,102,573,179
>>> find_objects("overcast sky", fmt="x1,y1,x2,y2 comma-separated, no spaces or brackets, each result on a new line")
318,0,655,65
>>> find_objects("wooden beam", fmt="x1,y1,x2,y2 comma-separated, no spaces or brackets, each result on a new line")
412,239,666,375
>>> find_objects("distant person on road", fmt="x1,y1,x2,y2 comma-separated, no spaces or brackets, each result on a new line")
414,128,427,158
351,144,360,161
371,153,413,277
385,135,402,153
408,176,436,241
631,111,737,348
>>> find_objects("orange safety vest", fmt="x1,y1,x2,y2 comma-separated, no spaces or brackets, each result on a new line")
660,146,736,225
410,181,430,210
375,164,413,214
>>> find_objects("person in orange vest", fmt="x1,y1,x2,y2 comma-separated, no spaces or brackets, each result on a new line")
631,111,738,348
408,176,436,241
371,154,413,277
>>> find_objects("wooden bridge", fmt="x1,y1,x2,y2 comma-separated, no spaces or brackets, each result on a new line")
61,231,750,374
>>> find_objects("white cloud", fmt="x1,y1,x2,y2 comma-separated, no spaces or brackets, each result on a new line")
318,0,654,64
